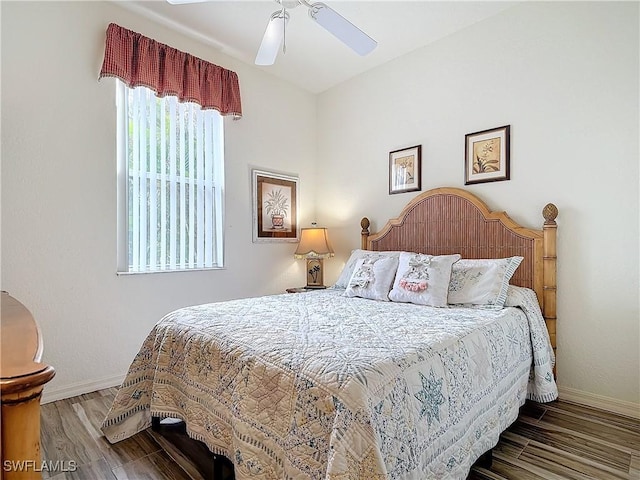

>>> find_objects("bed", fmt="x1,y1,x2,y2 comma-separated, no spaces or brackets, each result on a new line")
101,187,559,479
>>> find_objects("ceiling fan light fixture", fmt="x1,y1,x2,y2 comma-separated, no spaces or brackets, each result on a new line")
308,2,377,56
255,10,290,66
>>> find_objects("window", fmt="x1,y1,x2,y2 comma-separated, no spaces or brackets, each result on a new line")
117,83,224,273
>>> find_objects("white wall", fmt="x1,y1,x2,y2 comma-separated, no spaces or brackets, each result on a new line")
317,2,639,407
1,1,317,400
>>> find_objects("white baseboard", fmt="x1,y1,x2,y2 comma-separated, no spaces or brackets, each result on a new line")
558,386,640,419
41,374,125,405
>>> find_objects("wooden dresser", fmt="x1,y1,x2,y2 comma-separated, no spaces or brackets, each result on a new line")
1,292,55,480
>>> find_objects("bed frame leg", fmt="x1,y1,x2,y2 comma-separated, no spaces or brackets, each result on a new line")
213,456,225,479
477,449,493,468
150,416,235,479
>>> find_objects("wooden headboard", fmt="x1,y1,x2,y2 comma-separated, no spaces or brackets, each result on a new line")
360,187,558,357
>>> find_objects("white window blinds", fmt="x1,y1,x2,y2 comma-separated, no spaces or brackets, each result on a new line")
117,83,224,273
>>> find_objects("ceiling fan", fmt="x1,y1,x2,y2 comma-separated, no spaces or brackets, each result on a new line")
166,0,378,66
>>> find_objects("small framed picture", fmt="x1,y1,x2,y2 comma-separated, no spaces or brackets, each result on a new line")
252,169,299,242
389,145,422,195
464,125,510,185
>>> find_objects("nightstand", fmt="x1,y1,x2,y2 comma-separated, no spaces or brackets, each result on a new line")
286,287,327,293
286,287,310,293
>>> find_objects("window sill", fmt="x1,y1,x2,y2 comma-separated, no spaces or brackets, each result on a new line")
116,266,225,276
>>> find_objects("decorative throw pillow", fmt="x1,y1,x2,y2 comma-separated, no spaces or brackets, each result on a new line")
447,256,524,308
389,253,461,307
334,249,403,289
344,256,399,301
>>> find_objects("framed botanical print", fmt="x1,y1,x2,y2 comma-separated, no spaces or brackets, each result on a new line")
389,145,422,194
252,169,299,242
464,125,510,185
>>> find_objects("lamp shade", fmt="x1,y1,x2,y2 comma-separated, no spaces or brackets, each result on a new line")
294,228,334,259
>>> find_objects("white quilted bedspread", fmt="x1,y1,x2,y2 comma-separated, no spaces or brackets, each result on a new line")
102,286,556,479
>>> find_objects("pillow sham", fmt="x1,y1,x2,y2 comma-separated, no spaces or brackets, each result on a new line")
344,256,399,301
389,253,461,307
447,256,523,308
334,249,403,289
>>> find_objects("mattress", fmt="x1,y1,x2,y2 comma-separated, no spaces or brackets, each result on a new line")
102,286,557,479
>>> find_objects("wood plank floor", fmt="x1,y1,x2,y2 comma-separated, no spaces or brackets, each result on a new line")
39,388,639,479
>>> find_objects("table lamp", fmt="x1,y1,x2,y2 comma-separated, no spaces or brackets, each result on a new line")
294,225,334,289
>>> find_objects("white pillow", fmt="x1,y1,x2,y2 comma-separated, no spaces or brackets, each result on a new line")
389,253,461,307
447,257,524,308
334,249,403,289
344,256,399,301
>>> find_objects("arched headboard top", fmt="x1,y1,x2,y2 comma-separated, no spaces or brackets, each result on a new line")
361,187,558,353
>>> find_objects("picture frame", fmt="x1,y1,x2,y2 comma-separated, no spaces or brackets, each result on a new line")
464,125,510,185
389,145,422,195
252,169,299,243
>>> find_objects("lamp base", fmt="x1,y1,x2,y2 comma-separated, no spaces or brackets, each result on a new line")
305,258,325,289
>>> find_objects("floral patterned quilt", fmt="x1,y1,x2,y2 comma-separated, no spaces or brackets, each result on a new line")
101,286,557,480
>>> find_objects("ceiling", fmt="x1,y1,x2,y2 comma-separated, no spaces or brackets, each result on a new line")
119,1,517,94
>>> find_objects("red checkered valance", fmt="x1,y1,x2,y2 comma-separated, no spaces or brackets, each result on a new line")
99,23,242,118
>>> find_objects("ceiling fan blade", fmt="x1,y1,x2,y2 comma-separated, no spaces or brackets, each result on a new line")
255,10,289,66
166,0,209,4
308,2,377,56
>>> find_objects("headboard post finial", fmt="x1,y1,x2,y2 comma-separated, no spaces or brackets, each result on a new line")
360,217,370,250
543,203,558,224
